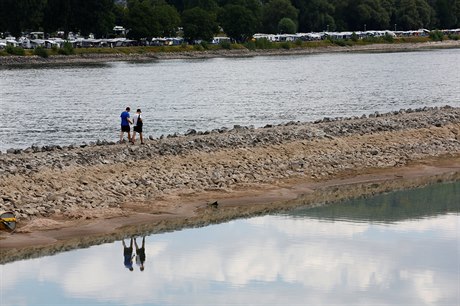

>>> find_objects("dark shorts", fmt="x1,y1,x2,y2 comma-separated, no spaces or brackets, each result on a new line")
134,126,143,133
124,247,133,256
121,125,130,132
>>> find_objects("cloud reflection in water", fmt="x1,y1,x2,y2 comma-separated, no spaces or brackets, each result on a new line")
1,211,458,306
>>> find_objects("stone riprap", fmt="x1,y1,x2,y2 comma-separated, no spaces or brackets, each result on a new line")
0,106,459,222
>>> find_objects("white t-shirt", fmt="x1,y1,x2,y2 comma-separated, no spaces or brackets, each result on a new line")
132,113,141,126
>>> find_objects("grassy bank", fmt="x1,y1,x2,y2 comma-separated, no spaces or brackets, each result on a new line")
0,36,451,58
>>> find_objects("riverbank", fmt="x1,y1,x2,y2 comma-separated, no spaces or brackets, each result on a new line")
0,106,459,262
1,40,460,66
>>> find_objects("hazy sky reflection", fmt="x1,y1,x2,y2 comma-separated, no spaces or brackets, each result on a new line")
1,211,458,306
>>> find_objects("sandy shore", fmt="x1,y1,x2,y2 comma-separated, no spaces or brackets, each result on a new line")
0,107,459,263
1,40,459,66
1,157,459,264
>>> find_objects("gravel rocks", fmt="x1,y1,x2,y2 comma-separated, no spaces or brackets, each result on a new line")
0,106,459,221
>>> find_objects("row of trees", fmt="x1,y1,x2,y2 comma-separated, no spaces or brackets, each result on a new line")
1,0,459,42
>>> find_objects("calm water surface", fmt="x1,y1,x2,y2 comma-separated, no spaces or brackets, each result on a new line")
1,181,459,306
0,49,459,151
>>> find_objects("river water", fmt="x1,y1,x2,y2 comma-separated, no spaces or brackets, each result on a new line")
0,48,459,151
1,181,459,305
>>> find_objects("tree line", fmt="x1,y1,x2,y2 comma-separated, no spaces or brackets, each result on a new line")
1,0,459,43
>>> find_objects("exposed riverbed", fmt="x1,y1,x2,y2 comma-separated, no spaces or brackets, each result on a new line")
0,106,459,257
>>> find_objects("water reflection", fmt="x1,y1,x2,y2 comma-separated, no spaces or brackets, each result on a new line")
134,237,146,272
121,237,146,272
1,182,459,305
122,238,135,271
289,180,460,222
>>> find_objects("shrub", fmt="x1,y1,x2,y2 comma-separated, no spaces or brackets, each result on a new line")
193,44,204,51
362,36,381,43
335,39,347,46
448,33,459,40
244,40,256,50
58,42,75,55
200,40,209,50
328,38,351,46
351,32,359,42
383,33,395,43
281,41,291,49
294,39,303,46
6,45,25,56
34,46,49,58
429,30,444,41
219,40,231,50
255,38,272,49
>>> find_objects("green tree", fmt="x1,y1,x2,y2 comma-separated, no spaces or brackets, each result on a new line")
219,4,259,41
395,0,435,29
455,0,460,27
126,0,158,39
153,2,181,36
331,0,351,31
43,0,72,35
219,0,263,17
262,0,299,33
72,0,115,37
182,7,219,41
435,0,458,28
345,0,391,30
184,0,219,12
113,2,129,27
43,0,114,37
166,0,185,12
278,17,297,33
295,0,336,32
0,0,47,37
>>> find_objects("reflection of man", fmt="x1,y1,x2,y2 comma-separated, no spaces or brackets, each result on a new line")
135,237,146,271
122,238,135,271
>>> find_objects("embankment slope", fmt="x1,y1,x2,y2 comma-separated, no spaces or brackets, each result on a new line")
0,106,459,260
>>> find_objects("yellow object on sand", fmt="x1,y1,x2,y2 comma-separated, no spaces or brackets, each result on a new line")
0,211,17,231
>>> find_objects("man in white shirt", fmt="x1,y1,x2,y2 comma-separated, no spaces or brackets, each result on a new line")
132,108,144,144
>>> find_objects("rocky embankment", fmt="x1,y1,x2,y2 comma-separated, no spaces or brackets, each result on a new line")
0,106,459,223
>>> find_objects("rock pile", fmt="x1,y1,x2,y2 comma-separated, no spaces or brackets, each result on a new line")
0,106,459,221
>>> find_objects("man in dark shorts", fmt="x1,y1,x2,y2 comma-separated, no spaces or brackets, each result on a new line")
122,238,135,271
134,236,146,271
120,107,132,143
132,108,144,144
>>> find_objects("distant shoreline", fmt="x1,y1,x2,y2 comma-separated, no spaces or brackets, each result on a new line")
1,40,459,66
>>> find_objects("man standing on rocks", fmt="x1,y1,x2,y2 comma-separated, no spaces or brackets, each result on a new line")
120,107,132,143
132,108,144,144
